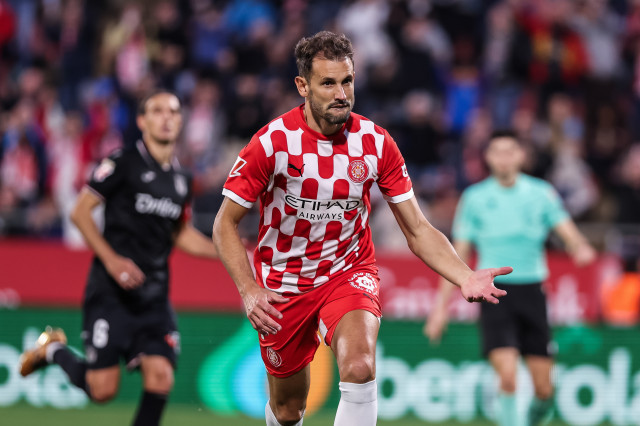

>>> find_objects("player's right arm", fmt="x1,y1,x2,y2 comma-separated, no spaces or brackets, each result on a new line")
212,197,289,335
71,163,145,290
214,132,290,335
71,188,145,289
424,240,472,344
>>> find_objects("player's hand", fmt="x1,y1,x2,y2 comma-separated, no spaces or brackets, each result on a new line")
424,304,449,345
572,243,596,267
460,267,512,304
105,255,146,290
241,286,290,335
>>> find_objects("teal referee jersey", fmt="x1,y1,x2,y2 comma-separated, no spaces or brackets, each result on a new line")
453,174,569,284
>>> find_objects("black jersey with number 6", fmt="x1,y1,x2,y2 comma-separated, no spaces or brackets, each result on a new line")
84,140,192,311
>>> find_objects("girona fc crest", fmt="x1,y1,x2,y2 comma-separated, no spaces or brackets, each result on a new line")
347,160,369,183
266,347,282,367
348,272,378,296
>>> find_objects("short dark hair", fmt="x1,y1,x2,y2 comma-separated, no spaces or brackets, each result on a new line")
137,89,181,116
484,129,522,152
294,31,354,81
489,129,519,142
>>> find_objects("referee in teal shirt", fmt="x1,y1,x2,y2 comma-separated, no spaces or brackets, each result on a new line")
425,131,595,426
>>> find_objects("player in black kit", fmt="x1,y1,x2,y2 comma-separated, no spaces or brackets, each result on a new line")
19,90,218,426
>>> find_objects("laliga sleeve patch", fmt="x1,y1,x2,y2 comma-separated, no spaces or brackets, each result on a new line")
94,158,116,182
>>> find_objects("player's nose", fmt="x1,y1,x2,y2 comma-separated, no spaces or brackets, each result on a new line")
334,85,347,100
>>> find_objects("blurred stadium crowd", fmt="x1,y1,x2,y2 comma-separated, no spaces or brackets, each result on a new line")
0,0,639,259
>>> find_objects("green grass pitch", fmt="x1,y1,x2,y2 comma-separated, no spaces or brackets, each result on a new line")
1,403,592,426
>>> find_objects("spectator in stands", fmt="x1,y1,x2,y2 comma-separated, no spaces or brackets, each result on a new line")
0,0,636,243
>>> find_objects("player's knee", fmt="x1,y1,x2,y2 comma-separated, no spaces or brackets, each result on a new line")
89,383,118,403
145,366,174,393
534,383,553,400
273,401,305,426
499,376,517,394
339,356,375,383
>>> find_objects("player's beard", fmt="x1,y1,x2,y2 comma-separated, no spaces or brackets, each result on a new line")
308,90,353,126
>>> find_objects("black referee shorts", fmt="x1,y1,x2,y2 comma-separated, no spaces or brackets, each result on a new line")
82,299,180,370
479,282,552,358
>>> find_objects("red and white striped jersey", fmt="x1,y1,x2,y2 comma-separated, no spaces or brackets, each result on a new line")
223,105,413,294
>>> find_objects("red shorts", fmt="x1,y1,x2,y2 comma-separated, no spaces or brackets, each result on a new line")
259,267,382,378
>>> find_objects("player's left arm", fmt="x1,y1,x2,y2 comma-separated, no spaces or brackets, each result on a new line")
388,196,511,303
174,222,218,259
378,130,509,303
542,183,596,267
553,219,596,267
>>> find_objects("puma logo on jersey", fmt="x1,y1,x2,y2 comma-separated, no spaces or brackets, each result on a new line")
141,171,156,183
287,163,304,177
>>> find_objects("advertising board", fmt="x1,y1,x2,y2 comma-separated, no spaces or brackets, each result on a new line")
1,308,638,425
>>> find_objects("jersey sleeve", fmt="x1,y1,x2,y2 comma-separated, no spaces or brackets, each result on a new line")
222,135,273,208
377,131,414,203
86,151,126,200
452,190,477,243
541,183,570,228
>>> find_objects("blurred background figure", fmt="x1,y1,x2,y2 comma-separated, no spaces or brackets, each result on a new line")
425,131,596,426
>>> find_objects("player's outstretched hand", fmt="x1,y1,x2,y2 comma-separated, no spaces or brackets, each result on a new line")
242,286,290,336
460,266,512,304
105,255,146,290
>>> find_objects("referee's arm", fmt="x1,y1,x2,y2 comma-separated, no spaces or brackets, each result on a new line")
424,240,472,343
553,220,596,267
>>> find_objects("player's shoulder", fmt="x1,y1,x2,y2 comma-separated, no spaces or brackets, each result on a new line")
347,111,389,138
243,106,302,155
463,178,494,197
519,174,554,193
90,146,135,183
96,145,135,170
253,106,301,138
106,142,143,164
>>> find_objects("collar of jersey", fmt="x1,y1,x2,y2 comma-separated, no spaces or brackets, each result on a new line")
489,173,523,191
294,103,351,143
136,139,179,172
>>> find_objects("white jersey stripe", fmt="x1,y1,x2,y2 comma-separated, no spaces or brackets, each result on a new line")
222,188,254,208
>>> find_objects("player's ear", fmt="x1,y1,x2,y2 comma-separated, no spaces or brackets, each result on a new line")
515,143,526,165
295,76,309,98
136,114,146,132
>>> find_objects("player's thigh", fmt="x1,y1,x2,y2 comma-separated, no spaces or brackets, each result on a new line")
140,355,174,393
129,307,180,370
479,284,518,357
86,365,121,402
525,355,553,398
82,300,130,370
267,365,311,413
517,283,552,357
488,347,520,392
331,309,380,383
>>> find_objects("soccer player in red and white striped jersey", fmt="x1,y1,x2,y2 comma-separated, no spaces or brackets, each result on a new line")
213,31,512,426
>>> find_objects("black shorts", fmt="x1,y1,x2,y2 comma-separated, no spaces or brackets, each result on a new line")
82,299,180,370
479,282,552,358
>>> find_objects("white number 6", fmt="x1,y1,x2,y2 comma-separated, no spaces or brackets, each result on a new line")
93,319,110,348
